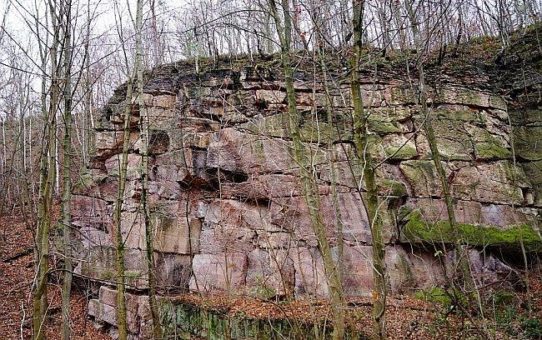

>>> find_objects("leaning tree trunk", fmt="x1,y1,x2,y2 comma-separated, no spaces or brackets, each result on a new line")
405,0,474,303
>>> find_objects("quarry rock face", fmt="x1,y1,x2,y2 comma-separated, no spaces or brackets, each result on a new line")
72,60,541,337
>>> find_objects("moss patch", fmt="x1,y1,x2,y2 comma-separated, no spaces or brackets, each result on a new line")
384,144,417,160
514,126,542,161
368,117,403,134
377,179,408,197
414,287,468,308
475,142,511,160
402,209,542,251
472,129,511,160
159,300,363,339
414,287,452,305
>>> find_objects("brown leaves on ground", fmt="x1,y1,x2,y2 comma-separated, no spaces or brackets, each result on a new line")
171,292,488,339
0,210,109,340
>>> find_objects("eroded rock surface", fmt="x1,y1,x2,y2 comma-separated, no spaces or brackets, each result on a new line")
72,57,541,337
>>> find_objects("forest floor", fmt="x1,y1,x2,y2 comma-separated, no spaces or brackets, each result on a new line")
0,211,540,339
0,210,109,340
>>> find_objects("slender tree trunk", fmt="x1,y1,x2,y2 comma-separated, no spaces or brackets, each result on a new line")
134,0,163,336
350,1,387,338
33,3,60,336
83,4,93,164
405,0,474,298
61,0,73,338
318,47,344,299
113,80,133,340
268,1,345,338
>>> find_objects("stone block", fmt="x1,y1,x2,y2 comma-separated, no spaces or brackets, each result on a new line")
95,131,139,160
143,201,201,254
246,249,294,298
415,118,474,161
153,94,176,109
382,134,417,160
452,161,529,205
271,192,394,246
203,199,271,230
434,88,492,108
98,286,141,313
292,247,328,298
257,231,293,249
154,253,192,290
206,128,296,174
255,89,286,104
105,153,144,180
71,195,112,230
199,225,255,254
515,126,542,161
79,246,148,289
385,246,445,294
89,298,139,334
189,253,248,292
399,160,450,197
120,211,145,249
339,245,374,297
522,160,542,206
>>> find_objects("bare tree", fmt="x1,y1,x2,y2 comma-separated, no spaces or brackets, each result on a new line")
349,1,388,338
135,0,162,336
266,0,346,338
60,0,74,338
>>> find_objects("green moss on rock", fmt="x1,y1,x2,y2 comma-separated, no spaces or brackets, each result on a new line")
402,209,542,251
472,129,511,160
514,126,542,161
433,109,484,123
522,160,542,206
377,179,408,197
368,117,403,134
399,160,445,197
384,144,418,160
475,142,511,160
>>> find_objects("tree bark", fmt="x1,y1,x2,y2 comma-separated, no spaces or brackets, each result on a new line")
405,0,474,298
60,0,73,338
134,0,163,336
113,77,133,340
267,0,346,338
33,2,60,336
350,1,387,339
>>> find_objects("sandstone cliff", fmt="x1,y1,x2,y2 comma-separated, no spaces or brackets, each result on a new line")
71,30,542,337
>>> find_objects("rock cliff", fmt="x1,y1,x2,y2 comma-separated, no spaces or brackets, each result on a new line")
71,39,542,336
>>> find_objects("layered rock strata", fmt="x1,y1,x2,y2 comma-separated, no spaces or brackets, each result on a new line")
72,58,541,337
